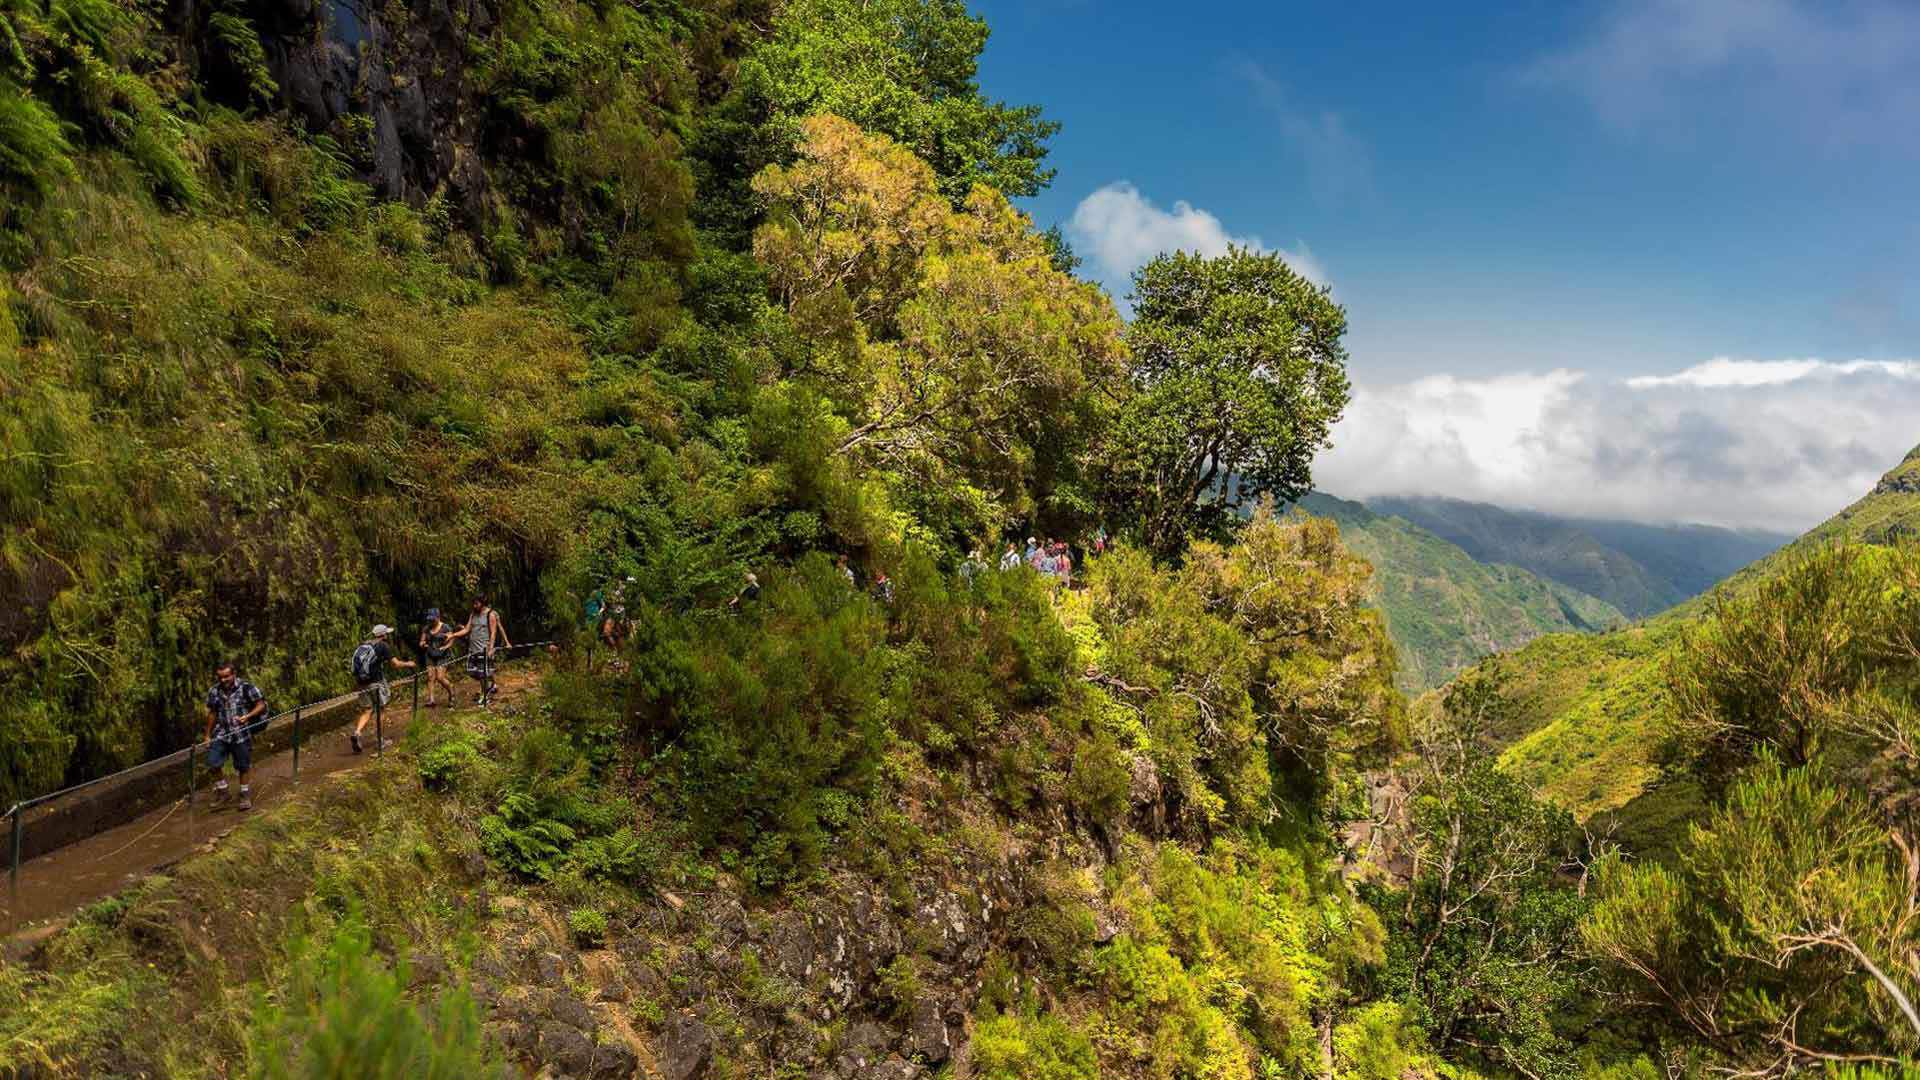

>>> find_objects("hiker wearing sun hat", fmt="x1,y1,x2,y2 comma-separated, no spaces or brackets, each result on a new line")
348,623,415,754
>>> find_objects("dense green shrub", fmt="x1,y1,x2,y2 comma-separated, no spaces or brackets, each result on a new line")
655,553,892,887
249,919,508,1080
971,1011,1099,1080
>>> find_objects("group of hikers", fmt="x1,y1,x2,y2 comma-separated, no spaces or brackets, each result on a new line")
196,597,509,812
201,526,1120,811
991,530,1106,588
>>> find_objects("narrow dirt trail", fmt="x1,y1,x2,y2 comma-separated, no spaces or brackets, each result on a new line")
2,669,543,944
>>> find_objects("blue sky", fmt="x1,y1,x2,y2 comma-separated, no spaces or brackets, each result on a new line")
968,0,1920,530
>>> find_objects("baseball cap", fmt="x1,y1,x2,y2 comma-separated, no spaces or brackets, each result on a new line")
372,624,393,637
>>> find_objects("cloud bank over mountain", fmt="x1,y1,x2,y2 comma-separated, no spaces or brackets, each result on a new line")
1317,358,1920,532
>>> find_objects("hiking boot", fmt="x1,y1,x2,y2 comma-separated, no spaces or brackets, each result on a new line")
210,786,231,808
237,792,252,812
350,732,363,754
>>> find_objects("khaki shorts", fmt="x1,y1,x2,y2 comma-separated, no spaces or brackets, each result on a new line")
360,682,391,710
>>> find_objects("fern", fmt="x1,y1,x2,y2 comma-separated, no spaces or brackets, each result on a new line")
209,9,277,109
0,81,73,196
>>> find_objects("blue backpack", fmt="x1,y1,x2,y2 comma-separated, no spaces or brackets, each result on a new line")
350,642,380,685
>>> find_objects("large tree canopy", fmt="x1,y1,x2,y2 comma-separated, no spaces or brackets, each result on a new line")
1099,247,1352,559
693,0,1057,243
751,114,1123,543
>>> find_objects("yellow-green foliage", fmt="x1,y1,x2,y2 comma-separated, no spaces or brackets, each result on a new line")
0,961,142,1075
1479,446,1920,826
1094,840,1376,1076
972,1011,1101,1080
251,919,508,1080
1584,760,1920,1069
1332,1002,1440,1080
751,113,1124,539
1495,630,1672,818
982,837,1391,1080
1083,506,1403,832
1581,544,1920,1070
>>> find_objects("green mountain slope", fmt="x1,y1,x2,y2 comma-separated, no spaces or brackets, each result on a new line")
1574,518,1789,598
1296,493,1627,691
1366,495,1789,618
1474,444,1920,827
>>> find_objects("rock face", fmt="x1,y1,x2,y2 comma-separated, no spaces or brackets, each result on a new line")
657,1012,713,1080
165,0,498,221
1877,460,1920,496
461,836,1099,1079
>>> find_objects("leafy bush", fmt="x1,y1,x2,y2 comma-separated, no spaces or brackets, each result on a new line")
1331,1002,1430,1080
249,919,508,1080
655,553,892,887
567,908,609,948
971,1011,1099,1080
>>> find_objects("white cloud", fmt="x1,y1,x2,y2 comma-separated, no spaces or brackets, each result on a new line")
1625,357,1920,388
1316,358,1920,532
1066,182,1327,297
1525,0,1920,151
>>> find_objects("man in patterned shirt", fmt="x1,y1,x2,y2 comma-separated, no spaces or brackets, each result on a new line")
204,661,265,811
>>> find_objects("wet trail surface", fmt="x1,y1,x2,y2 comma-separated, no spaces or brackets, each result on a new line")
3,670,541,943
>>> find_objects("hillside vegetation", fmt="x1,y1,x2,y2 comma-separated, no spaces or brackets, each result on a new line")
1295,494,1626,691
1463,446,1920,826
3,0,1914,1076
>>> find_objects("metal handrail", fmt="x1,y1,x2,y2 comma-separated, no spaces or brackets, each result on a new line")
5,639,556,916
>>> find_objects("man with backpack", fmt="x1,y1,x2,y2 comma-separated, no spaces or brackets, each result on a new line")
349,624,415,754
203,661,265,810
450,596,509,707
999,541,1023,572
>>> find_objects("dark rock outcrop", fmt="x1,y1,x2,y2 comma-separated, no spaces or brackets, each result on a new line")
657,1011,715,1080
165,0,498,222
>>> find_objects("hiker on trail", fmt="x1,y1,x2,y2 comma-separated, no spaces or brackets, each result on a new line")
1092,526,1108,557
999,542,1022,572
203,661,265,811
419,609,454,708
350,624,415,754
837,554,856,588
450,596,509,706
1025,536,1040,564
871,571,894,605
1055,544,1073,587
600,604,631,651
729,571,761,611
961,549,987,586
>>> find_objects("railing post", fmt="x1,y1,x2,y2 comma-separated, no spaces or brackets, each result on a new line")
411,665,420,725
186,742,196,807
9,803,21,930
291,707,302,780
375,694,384,758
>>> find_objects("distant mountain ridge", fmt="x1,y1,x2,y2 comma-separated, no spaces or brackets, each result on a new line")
1363,496,1792,618
1292,494,1628,691
1434,442,1920,851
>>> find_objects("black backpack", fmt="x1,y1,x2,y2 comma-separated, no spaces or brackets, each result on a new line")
350,641,380,685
